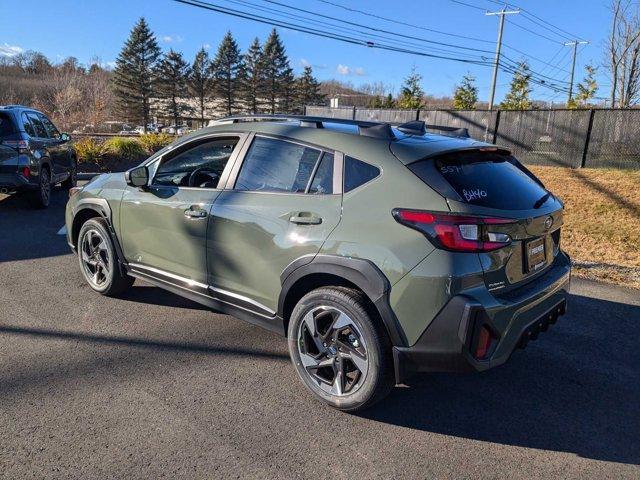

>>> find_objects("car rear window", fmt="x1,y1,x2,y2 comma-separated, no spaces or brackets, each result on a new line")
409,150,551,210
0,112,16,137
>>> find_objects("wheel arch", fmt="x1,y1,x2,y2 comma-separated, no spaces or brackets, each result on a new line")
71,199,127,274
278,255,408,347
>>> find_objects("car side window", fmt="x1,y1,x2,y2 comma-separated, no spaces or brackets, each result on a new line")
39,114,61,140
344,156,380,192
152,137,239,188
308,152,334,194
26,113,49,139
235,137,322,193
21,113,35,137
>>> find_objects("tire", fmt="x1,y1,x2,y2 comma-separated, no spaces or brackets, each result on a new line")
29,166,51,208
288,287,394,412
77,218,134,296
62,159,77,189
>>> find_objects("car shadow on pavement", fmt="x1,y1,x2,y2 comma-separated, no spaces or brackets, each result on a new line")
0,188,71,262
361,292,640,466
120,285,210,311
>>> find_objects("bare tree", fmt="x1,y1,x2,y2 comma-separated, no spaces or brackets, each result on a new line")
607,0,640,107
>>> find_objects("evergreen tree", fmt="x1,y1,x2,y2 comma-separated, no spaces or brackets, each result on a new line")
188,48,213,125
280,67,297,113
500,61,532,110
570,65,598,108
452,73,478,110
397,67,424,109
261,29,293,113
383,93,396,108
296,66,324,113
156,49,190,128
112,18,161,131
242,38,264,114
211,31,244,115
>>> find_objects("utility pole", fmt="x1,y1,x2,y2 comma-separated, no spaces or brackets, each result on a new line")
486,7,520,110
565,40,589,103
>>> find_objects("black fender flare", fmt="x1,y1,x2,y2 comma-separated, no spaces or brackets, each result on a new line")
71,199,127,274
278,254,408,347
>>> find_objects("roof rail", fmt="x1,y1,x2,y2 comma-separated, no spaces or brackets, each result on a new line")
210,114,469,140
210,114,396,140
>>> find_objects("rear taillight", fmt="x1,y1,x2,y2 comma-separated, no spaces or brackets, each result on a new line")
21,167,30,178
392,209,516,253
474,325,497,359
2,139,29,154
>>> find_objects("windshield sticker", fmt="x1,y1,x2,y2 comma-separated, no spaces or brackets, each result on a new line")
462,188,487,202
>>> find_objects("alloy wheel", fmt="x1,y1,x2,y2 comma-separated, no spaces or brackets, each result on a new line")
297,306,369,396
80,229,111,288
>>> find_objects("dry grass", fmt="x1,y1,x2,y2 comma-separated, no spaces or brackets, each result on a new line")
530,166,640,288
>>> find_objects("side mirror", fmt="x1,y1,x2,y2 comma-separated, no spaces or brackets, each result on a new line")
60,133,71,142
125,165,149,188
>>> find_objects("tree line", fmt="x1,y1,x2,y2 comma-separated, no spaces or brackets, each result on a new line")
113,18,324,130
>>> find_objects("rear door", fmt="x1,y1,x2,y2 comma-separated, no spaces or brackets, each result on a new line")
39,113,72,181
207,134,343,315
25,112,58,175
408,149,564,293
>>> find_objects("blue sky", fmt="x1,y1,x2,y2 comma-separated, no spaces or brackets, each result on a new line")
0,0,610,104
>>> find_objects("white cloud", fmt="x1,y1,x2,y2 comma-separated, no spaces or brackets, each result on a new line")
300,58,311,67
336,64,365,76
203,43,211,50
161,35,184,43
0,43,24,58
337,64,350,75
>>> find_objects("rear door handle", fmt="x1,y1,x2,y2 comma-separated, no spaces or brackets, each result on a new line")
289,213,322,225
184,206,208,219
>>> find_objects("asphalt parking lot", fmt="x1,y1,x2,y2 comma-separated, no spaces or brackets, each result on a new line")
1,185,639,479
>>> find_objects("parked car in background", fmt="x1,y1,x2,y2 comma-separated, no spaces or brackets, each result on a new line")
65,115,570,411
0,105,77,208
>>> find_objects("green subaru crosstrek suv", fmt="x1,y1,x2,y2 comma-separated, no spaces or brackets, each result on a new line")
65,115,571,411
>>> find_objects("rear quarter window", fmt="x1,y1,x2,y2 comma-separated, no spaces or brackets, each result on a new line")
409,150,551,210
344,156,380,192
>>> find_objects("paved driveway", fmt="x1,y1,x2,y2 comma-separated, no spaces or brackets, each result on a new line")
1,187,639,479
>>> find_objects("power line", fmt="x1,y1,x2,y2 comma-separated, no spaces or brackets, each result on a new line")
312,0,497,45
484,0,587,42
449,0,486,12
508,19,565,44
171,0,573,94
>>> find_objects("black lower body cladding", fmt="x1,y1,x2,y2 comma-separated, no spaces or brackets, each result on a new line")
393,253,571,384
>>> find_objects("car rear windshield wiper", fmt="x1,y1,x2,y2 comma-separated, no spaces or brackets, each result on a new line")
533,192,552,209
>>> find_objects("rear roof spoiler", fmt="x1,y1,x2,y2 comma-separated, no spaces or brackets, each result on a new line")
397,120,469,138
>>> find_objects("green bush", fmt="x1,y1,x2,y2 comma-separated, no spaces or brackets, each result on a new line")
73,137,103,164
139,132,174,153
102,136,147,160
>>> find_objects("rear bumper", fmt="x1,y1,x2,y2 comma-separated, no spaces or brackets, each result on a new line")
0,173,36,191
392,254,571,383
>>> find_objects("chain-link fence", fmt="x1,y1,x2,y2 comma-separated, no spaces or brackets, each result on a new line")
304,106,640,169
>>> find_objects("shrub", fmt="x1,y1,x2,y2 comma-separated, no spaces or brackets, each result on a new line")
73,137,103,164
139,132,174,154
102,136,147,160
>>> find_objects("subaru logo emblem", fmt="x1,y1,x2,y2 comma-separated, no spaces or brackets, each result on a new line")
544,216,553,230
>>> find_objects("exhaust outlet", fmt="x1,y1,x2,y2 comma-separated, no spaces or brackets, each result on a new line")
0,188,8,194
